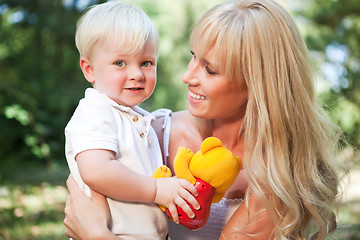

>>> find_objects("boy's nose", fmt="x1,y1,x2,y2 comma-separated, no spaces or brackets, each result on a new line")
129,67,144,81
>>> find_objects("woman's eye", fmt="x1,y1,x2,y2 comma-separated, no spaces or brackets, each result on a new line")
141,61,152,67
205,65,217,75
115,61,126,67
190,50,196,59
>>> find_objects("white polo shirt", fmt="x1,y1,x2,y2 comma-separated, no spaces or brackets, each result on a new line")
65,88,167,239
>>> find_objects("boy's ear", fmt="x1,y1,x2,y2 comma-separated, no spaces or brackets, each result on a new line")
80,57,95,83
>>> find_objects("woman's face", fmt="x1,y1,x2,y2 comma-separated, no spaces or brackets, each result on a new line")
182,44,247,120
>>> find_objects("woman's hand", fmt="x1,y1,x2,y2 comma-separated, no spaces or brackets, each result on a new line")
64,174,115,240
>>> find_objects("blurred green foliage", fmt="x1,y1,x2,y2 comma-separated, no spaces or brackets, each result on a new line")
0,1,359,239
0,0,359,172
296,0,360,149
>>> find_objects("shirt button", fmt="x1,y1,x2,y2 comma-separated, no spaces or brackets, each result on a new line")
133,116,139,122
140,133,145,138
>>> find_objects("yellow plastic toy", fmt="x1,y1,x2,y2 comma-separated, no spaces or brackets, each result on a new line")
153,137,242,230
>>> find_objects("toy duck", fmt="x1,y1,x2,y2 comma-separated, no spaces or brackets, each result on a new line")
153,137,242,230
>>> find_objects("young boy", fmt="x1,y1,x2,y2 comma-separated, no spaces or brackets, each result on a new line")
65,1,199,239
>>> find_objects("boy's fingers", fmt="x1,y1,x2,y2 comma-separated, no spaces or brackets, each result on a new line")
179,179,198,197
178,179,200,210
168,204,179,224
180,189,200,210
175,196,195,219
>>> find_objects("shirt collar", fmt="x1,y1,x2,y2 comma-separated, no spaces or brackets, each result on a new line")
85,88,155,145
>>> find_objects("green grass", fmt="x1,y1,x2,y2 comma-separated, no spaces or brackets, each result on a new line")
0,163,69,240
0,163,359,240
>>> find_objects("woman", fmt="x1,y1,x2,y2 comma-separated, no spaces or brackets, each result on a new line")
64,0,341,239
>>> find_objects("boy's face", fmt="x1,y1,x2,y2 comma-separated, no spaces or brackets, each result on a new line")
81,37,157,108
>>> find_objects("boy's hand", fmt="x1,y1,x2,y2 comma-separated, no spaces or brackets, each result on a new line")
154,177,200,224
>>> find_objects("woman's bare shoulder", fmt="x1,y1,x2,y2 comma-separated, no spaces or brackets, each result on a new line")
166,111,200,170
171,111,199,140
169,111,202,153
171,110,188,119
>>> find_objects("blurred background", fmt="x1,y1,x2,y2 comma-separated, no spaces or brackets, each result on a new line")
0,0,359,239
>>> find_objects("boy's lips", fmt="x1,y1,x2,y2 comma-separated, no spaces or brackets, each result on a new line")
127,87,144,90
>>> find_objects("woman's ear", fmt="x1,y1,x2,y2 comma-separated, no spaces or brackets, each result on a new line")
80,57,95,83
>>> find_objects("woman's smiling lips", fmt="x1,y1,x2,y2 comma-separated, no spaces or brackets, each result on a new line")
189,91,207,100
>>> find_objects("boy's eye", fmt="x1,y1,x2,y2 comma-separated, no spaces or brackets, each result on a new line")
141,61,152,67
115,61,126,67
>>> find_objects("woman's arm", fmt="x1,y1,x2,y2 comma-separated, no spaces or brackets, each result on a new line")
64,175,119,240
219,195,274,240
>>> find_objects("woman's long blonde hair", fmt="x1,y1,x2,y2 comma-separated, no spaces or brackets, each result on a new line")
191,0,341,239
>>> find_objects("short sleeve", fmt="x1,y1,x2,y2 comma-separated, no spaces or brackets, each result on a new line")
65,98,119,156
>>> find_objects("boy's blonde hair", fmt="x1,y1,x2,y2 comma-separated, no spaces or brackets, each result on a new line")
75,0,159,59
191,0,341,239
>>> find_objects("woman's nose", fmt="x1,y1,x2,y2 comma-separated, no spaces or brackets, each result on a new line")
182,59,199,85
